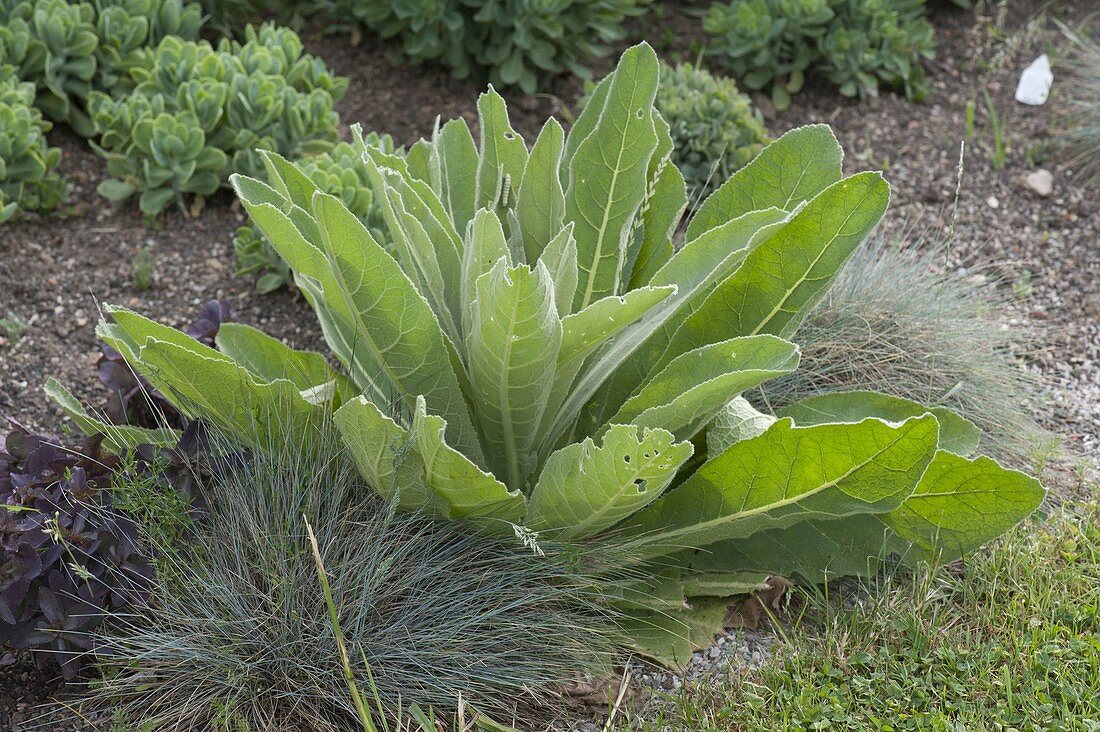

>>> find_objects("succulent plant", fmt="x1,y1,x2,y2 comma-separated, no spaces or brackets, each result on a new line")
704,0,935,108
0,77,66,224
92,0,203,93
818,0,933,100
90,24,346,216
93,109,228,216
320,0,649,93
654,61,769,202
704,0,834,109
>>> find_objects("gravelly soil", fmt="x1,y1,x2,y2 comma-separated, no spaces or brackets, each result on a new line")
1,0,1097,727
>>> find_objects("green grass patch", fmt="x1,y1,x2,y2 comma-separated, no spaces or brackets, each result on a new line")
622,501,1100,731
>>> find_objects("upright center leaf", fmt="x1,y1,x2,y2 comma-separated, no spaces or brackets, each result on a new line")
565,42,660,312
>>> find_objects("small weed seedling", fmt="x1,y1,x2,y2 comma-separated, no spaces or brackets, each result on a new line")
130,250,155,291
983,89,1008,169
0,310,27,343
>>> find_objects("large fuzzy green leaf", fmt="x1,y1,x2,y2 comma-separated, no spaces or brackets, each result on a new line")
686,124,844,242
429,118,479,237
311,191,483,461
538,223,578,316
525,424,693,539
465,258,561,489
658,173,890,368
674,514,892,585
883,450,1044,561
364,152,462,342
620,596,735,668
215,322,353,405
627,415,940,557
565,42,660,311
475,87,528,219
97,307,322,451
44,378,179,452
557,286,677,380
334,395,525,528
628,119,686,290
548,207,792,447
706,397,777,455
606,335,799,441
460,208,511,334
514,118,565,264
537,285,676,460
778,390,982,457
684,451,1044,582
233,176,390,404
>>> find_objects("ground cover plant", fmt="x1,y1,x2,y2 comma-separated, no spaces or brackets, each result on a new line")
0,423,154,680
56,43,1047,667
90,23,347,216
703,0,935,108
0,77,65,223
653,60,769,203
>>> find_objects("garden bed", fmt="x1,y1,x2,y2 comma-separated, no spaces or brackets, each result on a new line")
0,1,1097,729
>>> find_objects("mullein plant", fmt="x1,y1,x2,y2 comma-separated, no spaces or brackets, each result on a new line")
55,43,1045,666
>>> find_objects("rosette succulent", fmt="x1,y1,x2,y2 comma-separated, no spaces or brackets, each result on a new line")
705,0,935,108
0,77,65,224
89,23,346,216
321,0,649,93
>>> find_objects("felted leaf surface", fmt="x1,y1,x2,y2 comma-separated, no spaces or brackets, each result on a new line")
525,424,693,539
334,395,526,528
312,191,483,461
686,124,844,242
465,259,561,488
607,335,799,440
660,172,890,367
215,322,352,405
44,378,179,452
706,396,777,455
565,42,660,311
778,390,982,456
515,118,565,264
627,415,940,557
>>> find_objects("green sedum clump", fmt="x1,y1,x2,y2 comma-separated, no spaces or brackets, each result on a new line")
89,24,347,216
655,60,768,202
235,128,400,293
317,0,650,93
0,0,202,136
58,44,1044,668
0,77,66,224
704,0,934,109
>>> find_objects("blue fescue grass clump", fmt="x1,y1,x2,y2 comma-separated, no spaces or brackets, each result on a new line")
84,424,625,731
760,227,1054,468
